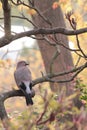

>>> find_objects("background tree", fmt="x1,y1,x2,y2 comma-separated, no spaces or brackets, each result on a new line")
32,0,74,94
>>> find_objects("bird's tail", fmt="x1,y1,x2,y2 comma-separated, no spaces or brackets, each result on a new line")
19,82,33,105
25,94,33,105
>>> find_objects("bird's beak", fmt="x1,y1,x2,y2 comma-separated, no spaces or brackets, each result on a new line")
25,62,29,66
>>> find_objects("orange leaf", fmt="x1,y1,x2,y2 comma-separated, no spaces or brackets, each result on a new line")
52,2,59,10
26,9,36,15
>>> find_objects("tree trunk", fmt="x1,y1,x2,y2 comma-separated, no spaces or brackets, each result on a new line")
32,0,74,95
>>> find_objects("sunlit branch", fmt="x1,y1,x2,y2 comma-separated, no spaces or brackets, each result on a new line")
74,51,85,58
67,14,87,58
76,34,87,58
75,56,81,68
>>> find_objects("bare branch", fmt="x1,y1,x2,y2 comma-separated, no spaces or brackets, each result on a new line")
32,62,87,85
49,48,60,73
46,64,86,83
12,27,87,39
0,27,87,48
76,35,86,58
75,56,81,67
11,0,52,26
66,12,87,58
11,15,37,27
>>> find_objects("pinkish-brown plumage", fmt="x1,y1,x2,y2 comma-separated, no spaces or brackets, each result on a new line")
14,61,33,105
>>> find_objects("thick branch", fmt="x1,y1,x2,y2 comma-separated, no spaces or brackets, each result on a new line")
13,27,87,40
0,100,7,120
0,27,87,48
0,90,24,120
1,0,11,37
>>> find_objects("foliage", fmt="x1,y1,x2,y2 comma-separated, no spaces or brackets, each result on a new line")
75,78,87,103
1,85,87,130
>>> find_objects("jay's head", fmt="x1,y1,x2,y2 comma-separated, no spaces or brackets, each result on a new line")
16,61,29,68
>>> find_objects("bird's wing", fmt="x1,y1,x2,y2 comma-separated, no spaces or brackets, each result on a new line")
14,66,32,87
22,66,32,81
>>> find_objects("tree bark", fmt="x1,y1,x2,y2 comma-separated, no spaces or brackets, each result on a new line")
1,0,11,37
32,0,74,95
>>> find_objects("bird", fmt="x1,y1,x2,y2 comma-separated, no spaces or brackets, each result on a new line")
14,60,33,105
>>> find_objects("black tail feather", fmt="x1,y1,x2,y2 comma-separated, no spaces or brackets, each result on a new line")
19,82,33,105
30,82,32,90
25,94,33,105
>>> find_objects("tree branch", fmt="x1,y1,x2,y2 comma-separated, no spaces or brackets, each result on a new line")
32,62,87,85
1,0,11,37
0,90,23,120
0,90,34,120
0,27,87,48
12,27,87,39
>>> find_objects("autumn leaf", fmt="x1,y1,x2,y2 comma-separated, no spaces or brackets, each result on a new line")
26,9,36,15
52,2,59,10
